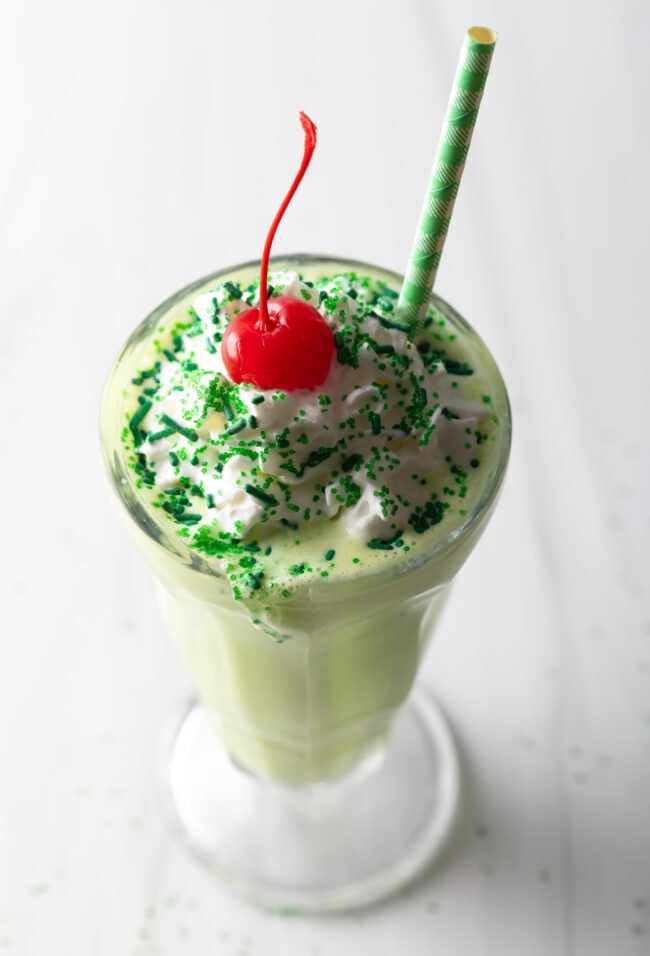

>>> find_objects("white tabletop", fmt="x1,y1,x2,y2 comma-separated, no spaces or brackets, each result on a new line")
2,0,649,953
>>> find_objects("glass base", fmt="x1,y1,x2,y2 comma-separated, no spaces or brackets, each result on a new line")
159,686,460,913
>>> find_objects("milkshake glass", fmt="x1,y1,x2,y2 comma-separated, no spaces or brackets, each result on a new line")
101,255,511,911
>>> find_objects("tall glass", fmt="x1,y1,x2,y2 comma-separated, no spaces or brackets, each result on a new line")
101,256,511,911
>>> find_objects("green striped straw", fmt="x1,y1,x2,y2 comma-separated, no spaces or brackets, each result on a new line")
397,26,497,329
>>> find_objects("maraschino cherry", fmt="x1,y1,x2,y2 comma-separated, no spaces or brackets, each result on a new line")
221,112,335,392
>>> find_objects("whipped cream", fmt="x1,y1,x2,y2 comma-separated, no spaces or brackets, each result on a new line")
126,269,492,573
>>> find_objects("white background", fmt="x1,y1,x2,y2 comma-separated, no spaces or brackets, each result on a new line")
1,1,649,953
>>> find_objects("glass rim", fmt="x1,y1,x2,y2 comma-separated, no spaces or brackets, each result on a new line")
101,254,512,603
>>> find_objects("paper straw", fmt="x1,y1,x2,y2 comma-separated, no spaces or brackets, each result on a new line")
397,26,497,328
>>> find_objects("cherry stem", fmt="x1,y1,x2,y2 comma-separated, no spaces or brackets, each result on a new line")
256,112,318,331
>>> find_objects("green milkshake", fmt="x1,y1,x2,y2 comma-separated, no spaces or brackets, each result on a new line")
101,255,510,786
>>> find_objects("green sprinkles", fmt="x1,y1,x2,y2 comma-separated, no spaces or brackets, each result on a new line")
243,571,264,591
147,426,175,442
375,314,411,333
224,417,247,437
223,281,242,299
121,267,499,605
280,517,299,531
342,453,363,473
369,411,381,435
129,400,151,430
367,530,403,550
159,414,198,442
244,484,278,507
